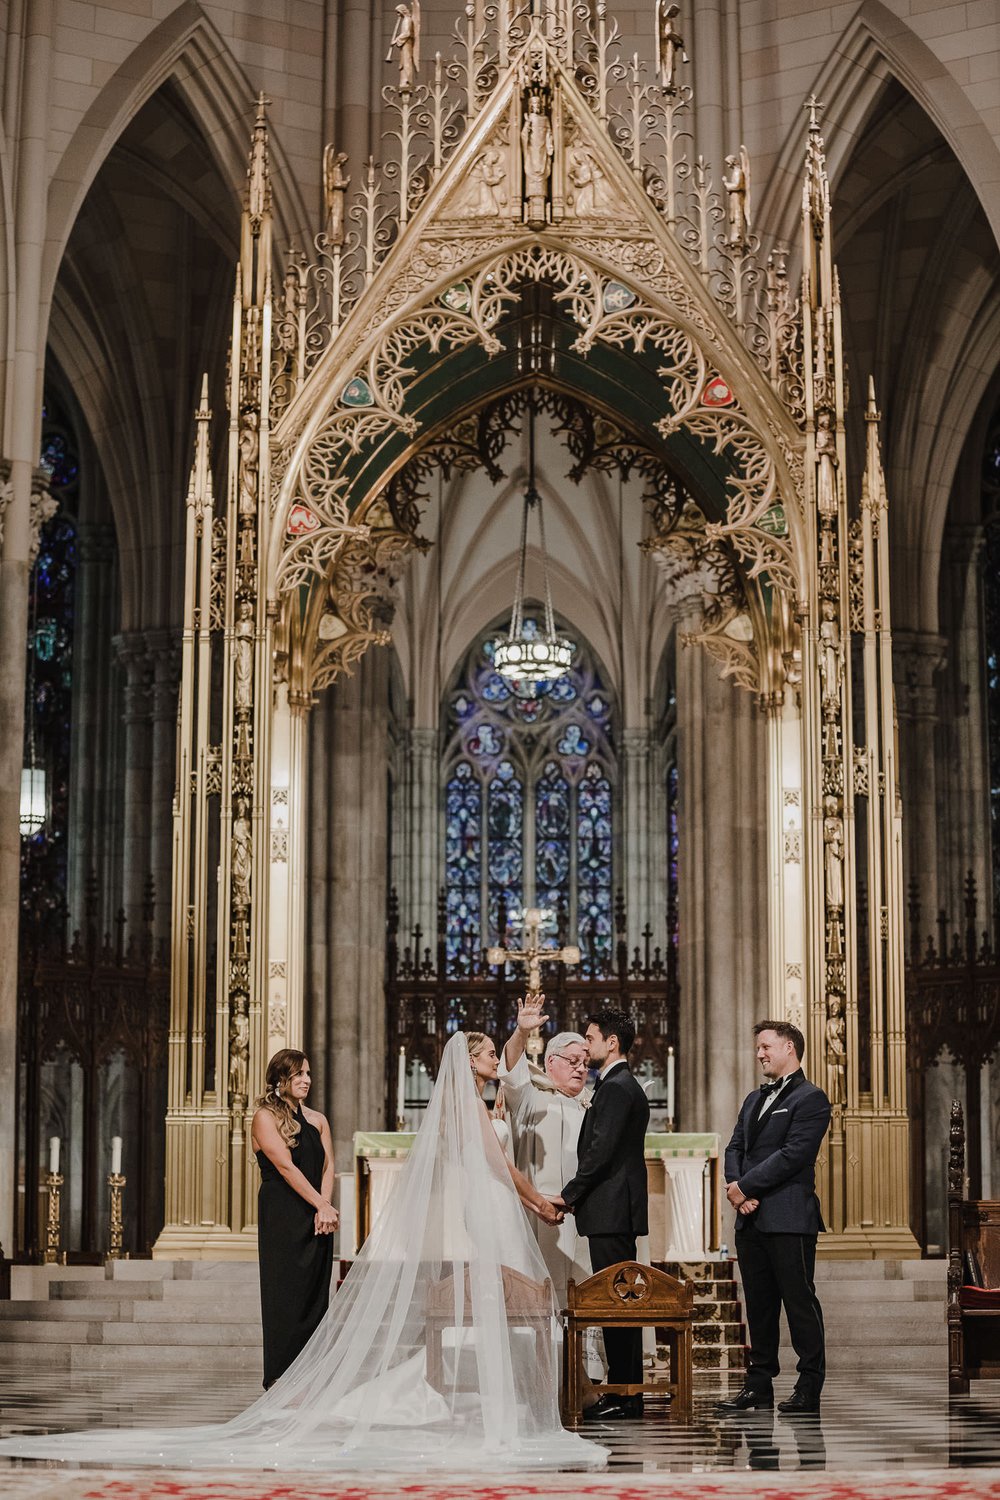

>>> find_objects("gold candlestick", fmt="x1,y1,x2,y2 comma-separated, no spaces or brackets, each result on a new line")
107,1172,126,1260
43,1171,64,1264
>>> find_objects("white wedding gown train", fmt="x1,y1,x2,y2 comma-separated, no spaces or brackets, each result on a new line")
0,1034,606,1473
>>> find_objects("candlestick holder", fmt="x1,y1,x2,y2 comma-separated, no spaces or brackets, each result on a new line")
106,1172,126,1260
395,1114,407,1132
665,1115,675,1134
43,1171,64,1264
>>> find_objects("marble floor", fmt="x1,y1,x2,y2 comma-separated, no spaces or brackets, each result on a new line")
1,1369,1000,1495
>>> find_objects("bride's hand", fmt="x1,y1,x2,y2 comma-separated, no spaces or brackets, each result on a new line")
516,994,549,1034
532,1197,564,1226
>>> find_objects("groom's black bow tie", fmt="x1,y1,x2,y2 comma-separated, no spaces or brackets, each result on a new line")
759,1080,783,1095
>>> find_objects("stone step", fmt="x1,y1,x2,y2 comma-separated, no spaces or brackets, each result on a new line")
68,1344,261,1372
811,1259,945,1280
100,1322,261,1346
0,1298,127,1321
51,1280,165,1301
105,1260,258,1283
132,1300,261,1324
0,1319,105,1343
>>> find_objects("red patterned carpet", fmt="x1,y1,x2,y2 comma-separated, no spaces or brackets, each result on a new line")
2,1471,1000,1499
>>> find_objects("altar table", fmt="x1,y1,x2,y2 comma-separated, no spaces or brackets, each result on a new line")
353,1129,721,1260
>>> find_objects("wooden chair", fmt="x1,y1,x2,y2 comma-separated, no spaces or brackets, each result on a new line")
562,1260,693,1426
425,1264,554,1393
948,1101,1000,1394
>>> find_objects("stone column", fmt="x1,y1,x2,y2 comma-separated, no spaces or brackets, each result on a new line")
113,633,153,936
148,632,180,947
307,648,391,1168
937,527,992,938
622,728,654,949
398,727,439,956
672,599,768,1140
67,522,117,931
893,630,947,930
0,0,54,1253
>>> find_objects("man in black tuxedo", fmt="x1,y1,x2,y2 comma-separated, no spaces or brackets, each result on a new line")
558,1008,650,1422
719,1020,831,1416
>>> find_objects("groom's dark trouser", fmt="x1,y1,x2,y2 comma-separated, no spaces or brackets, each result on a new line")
736,1220,825,1397
587,1232,643,1387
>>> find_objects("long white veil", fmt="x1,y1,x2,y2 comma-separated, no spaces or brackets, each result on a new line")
0,1033,606,1472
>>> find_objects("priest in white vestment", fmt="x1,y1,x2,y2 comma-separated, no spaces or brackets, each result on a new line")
497,996,592,1308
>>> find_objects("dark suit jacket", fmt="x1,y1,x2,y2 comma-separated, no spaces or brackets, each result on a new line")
724,1070,831,1235
561,1061,650,1237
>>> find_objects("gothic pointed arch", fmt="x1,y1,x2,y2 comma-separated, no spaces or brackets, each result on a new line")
41,3,311,323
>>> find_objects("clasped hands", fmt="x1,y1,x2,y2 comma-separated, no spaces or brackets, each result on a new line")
530,1194,572,1227
726,1182,760,1217
314,1202,339,1235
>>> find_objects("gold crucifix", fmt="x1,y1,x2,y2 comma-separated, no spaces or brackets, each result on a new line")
487,907,580,1063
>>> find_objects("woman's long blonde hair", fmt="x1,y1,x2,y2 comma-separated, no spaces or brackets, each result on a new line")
254,1049,307,1149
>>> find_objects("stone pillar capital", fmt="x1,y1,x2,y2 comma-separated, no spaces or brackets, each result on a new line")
892,630,947,721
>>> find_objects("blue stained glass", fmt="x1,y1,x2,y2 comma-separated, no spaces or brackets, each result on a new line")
556,723,590,758
535,761,571,920
444,616,617,976
444,761,481,973
467,722,502,758
577,761,613,973
487,761,522,942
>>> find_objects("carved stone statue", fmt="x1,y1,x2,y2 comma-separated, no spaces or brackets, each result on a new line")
521,94,553,220
816,407,839,517
387,2,420,92
567,142,610,216
819,598,841,707
229,1002,250,1104
457,145,507,217
238,409,259,517
234,599,254,712
322,146,350,246
823,795,844,910
232,797,252,910
722,145,751,246
655,1,688,93
825,995,846,1105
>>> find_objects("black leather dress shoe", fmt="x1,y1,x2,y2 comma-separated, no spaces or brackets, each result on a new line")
716,1386,774,1413
778,1388,821,1414
583,1393,628,1422
583,1393,646,1421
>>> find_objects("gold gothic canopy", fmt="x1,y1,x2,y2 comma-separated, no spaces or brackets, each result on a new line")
157,3,914,1259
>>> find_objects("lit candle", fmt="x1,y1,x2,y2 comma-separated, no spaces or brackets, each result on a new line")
396,1047,406,1126
111,1136,122,1176
666,1046,675,1123
49,1136,60,1175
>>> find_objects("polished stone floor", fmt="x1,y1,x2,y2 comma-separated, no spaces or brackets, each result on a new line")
2,1368,1000,1482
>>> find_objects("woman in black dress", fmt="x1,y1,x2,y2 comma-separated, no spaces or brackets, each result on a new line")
251,1049,337,1388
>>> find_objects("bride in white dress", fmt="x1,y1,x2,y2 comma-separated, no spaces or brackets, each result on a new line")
0,1032,607,1473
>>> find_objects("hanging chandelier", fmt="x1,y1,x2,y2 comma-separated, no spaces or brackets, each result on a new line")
494,394,574,697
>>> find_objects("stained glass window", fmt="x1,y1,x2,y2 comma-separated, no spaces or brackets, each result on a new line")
444,761,481,976
21,404,79,937
577,762,613,967
442,615,616,973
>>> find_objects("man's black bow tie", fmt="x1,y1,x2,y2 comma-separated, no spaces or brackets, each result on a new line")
760,1080,782,1094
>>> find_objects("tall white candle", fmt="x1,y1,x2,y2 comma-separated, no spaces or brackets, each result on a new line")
396,1047,406,1125
49,1135,60,1175
111,1136,123,1176
666,1046,675,1121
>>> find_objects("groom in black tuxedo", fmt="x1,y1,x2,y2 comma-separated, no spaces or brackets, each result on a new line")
558,1008,650,1421
719,1020,831,1416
